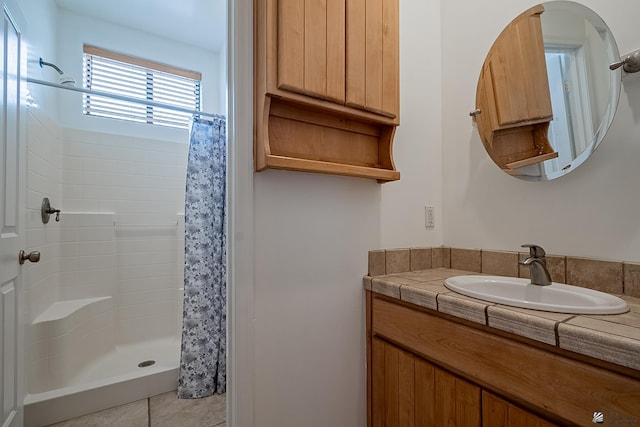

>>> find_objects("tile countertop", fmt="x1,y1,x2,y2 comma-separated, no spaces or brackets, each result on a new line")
364,268,640,372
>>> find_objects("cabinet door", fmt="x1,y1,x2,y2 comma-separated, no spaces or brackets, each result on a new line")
346,0,399,118
483,391,558,427
372,337,432,426
486,5,552,129
371,337,481,426
277,0,345,103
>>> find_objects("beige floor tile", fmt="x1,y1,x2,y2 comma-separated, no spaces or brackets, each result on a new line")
47,399,148,427
150,391,226,427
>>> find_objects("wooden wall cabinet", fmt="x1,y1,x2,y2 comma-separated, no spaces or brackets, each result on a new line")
367,293,640,426
255,0,400,182
475,5,558,171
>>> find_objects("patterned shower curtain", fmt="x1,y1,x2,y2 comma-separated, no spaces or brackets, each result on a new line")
178,116,227,398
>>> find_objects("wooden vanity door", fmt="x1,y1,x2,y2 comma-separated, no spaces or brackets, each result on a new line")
277,0,346,104
371,337,481,426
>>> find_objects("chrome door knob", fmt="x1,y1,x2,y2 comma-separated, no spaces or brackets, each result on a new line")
19,250,40,265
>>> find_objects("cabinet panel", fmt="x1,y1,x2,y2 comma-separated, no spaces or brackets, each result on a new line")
381,0,399,116
483,391,557,427
364,0,383,112
278,1,305,92
398,348,415,426
373,337,411,427
346,0,399,118
414,358,435,427
435,369,481,427
278,0,345,103
346,0,366,108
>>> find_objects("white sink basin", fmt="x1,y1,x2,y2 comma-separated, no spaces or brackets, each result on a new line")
443,275,629,314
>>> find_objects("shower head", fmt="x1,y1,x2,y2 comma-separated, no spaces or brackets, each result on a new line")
39,57,76,87
39,57,63,74
58,74,77,87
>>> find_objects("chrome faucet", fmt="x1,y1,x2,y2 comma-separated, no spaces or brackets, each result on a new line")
520,244,552,286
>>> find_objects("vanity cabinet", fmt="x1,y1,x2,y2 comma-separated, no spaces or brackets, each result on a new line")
475,4,558,170
254,0,400,182
367,292,640,426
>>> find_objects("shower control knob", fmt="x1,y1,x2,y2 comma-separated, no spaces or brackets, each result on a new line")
19,250,41,265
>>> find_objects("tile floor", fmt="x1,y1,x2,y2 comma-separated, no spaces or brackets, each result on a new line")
47,391,226,427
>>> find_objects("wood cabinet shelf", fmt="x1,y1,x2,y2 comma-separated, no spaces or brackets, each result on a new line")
504,151,559,170
254,0,400,183
256,98,399,182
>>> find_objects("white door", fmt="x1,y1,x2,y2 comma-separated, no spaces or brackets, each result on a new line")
0,1,27,426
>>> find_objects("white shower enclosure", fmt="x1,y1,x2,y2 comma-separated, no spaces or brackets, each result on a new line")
19,1,227,425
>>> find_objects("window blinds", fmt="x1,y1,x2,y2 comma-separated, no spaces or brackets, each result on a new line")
82,46,202,129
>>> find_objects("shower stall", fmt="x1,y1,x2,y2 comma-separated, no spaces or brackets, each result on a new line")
20,2,227,425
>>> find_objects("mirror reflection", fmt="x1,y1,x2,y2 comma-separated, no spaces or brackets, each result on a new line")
475,1,621,181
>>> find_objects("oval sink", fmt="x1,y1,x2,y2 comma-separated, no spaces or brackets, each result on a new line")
443,275,629,314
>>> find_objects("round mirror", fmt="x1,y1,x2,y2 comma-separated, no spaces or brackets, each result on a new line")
474,1,621,181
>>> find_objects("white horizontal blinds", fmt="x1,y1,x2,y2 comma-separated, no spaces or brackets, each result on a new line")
82,45,202,129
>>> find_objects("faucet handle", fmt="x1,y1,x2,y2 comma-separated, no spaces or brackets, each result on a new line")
521,244,546,258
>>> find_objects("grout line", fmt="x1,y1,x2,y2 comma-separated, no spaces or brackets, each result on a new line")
555,315,576,347
147,397,151,427
484,304,490,326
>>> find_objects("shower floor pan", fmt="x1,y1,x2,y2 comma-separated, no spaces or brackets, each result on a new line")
24,337,180,427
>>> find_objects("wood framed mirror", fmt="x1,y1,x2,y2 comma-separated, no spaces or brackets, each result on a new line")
474,1,621,181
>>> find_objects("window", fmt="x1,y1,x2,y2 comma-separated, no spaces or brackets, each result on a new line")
82,45,202,129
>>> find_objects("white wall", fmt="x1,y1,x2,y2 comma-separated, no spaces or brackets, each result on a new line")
381,0,443,248
22,0,59,109
253,171,379,426
442,0,640,261
250,1,440,425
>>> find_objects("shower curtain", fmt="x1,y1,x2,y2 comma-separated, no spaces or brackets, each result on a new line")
178,116,227,398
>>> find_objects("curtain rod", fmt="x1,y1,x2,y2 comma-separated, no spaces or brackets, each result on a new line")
27,77,220,119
